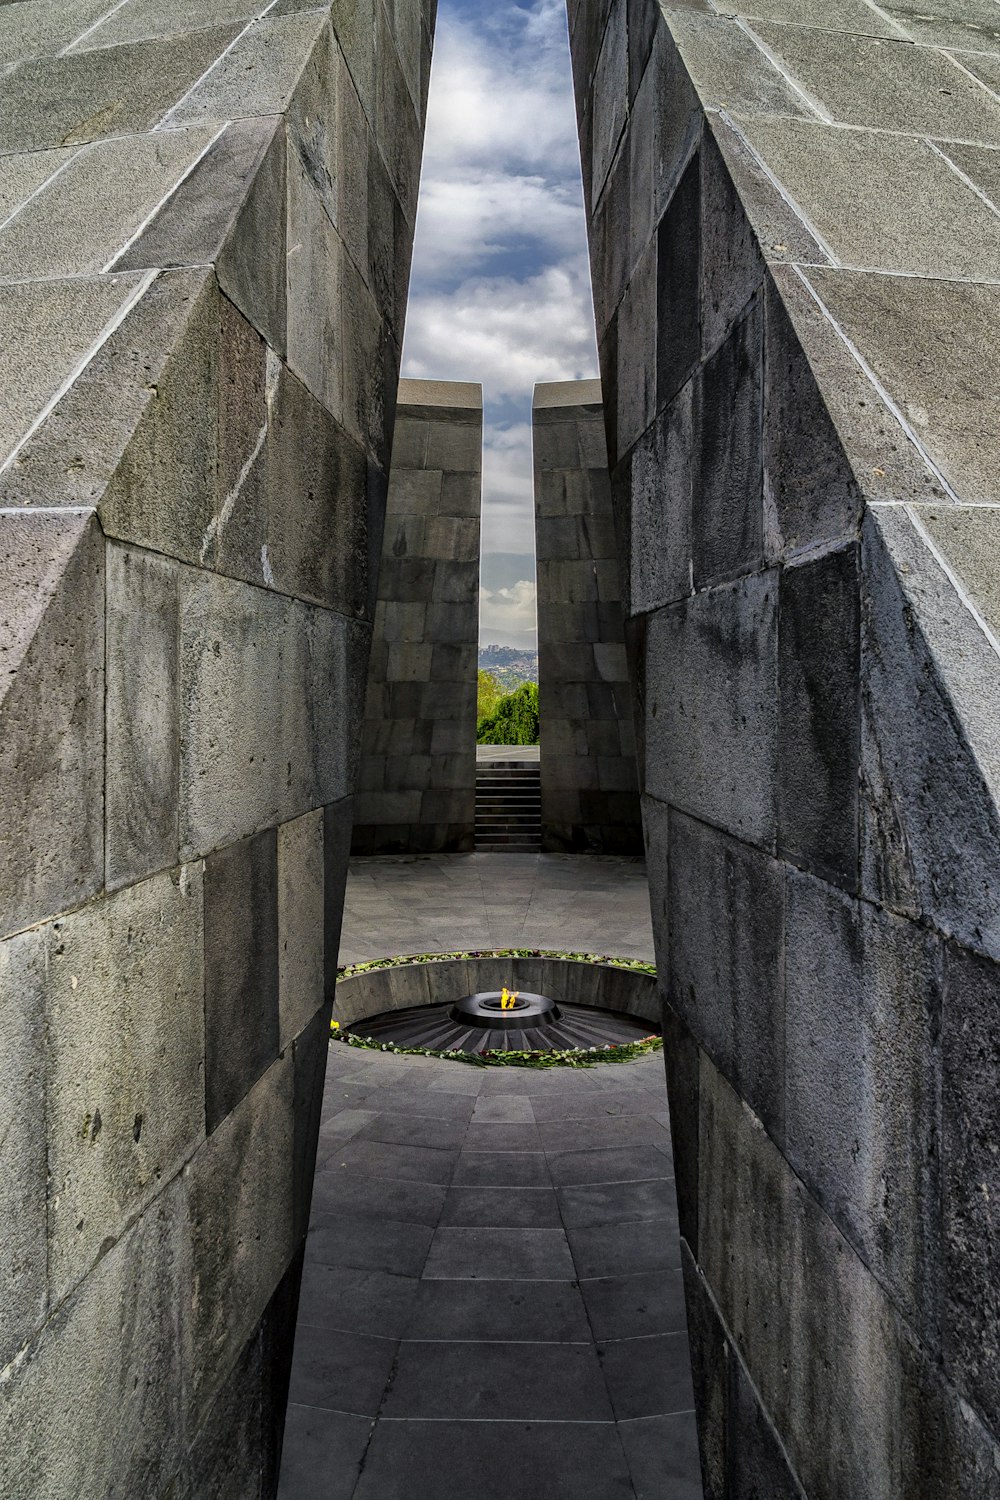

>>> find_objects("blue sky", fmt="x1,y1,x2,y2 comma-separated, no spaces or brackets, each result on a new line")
400,0,599,649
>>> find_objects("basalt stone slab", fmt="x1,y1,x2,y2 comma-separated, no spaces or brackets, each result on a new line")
0,925,47,1370
0,25,245,153
278,809,325,1050
169,11,329,127
105,544,179,889
99,270,218,566
626,383,693,615
0,1180,186,1500
655,152,701,417
941,940,1000,1423
784,868,943,1333
205,828,280,1134
778,542,860,890
668,809,784,1137
706,111,829,269
178,569,352,857
0,126,221,284
808,268,1000,505
739,115,1000,280
186,1053,295,1421
46,866,205,1306
860,507,1000,953
645,570,779,848
0,509,104,939
286,150,345,423
691,295,764,588
0,271,152,468
0,0,113,69
182,1327,265,1500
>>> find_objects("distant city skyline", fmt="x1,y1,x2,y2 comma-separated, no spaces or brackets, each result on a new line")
400,0,599,648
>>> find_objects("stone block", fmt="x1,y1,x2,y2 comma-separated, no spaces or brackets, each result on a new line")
941,939,1000,1422
0,510,104,939
665,11,813,120
656,152,701,414
616,233,657,455
681,1245,728,1500
204,829,279,1135
185,1052,295,1420
324,796,354,994
778,542,859,890
645,570,779,849
860,507,1000,953
0,26,245,153
661,999,700,1256
591,0,627,204
182,1327,264,1500
374,5,419,225
699,128,765,358
105,544,179,890
178,570,352,857
278,810,325,1051
668,809,784,1137
691,296,764,588
919,505,1000,641
784,867,942,1334
286,150,344,424
170,11,328,126
627,380,693,614
807,267,1000,505
707,111,829,269
44,867,206,1306
0,124,220,283
292,1005,331,1243
0,0,113,68
100,270,218,566
0,926,47,1369
0,1181,186,1500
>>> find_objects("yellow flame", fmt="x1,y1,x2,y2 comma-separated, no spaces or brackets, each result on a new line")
500,987,519,1010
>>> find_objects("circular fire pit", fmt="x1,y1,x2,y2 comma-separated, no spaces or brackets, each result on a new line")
450,990,560,1031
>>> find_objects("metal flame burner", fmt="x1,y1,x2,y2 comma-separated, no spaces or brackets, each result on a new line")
450,991,561,1032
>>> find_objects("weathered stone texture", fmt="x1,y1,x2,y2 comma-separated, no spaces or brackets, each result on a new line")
353,379,481,854
571,0,1000,1488
0,3,435,1493
534,380,641,853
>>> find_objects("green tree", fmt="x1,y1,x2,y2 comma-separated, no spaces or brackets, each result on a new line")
477,668,502,724
477,681,539,745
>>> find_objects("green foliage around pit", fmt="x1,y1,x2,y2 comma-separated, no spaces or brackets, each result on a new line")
477,679,539,745
332,1030,663,1068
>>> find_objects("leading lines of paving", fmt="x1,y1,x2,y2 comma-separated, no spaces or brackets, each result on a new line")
278,1045,701,1500
339,853,655,965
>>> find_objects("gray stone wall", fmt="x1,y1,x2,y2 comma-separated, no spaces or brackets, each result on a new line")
353,378,482,853
0,4,433,1494
569,0,1000,1493
534,379,641,853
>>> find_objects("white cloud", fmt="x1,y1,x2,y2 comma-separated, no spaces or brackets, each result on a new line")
403,259,597,400
412,172,584,284
479,577,537,650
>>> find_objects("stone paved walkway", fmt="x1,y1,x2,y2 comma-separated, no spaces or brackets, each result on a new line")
339,853,655,964
279,1043,701,1499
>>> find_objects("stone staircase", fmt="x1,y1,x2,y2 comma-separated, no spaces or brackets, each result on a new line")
475,760,541,851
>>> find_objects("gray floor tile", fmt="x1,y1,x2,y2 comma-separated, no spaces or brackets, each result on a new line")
277,1405,370,1499
307,1212,433,1278
452,1150,553,1187
345,1086,477,1121
539,1116,669,1152
310,1172,446,1228
440,1184,562,1228
568,1215,681,1279
404,1277,592,1342
353,1112,468,1151
471,1093,536,1123
327,1137,458,1185
557,1178,676,1229
423,1225,576,1280
288,1324,399,1417
598,1333,696,1419
580,1269,688,1341
463,1123,544,1151
547,1145,675,1187
382,1340,613,1420
296,1263,419,1340
529,1088,666,1122
618,1413,704,1500
352,1419,635,1500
